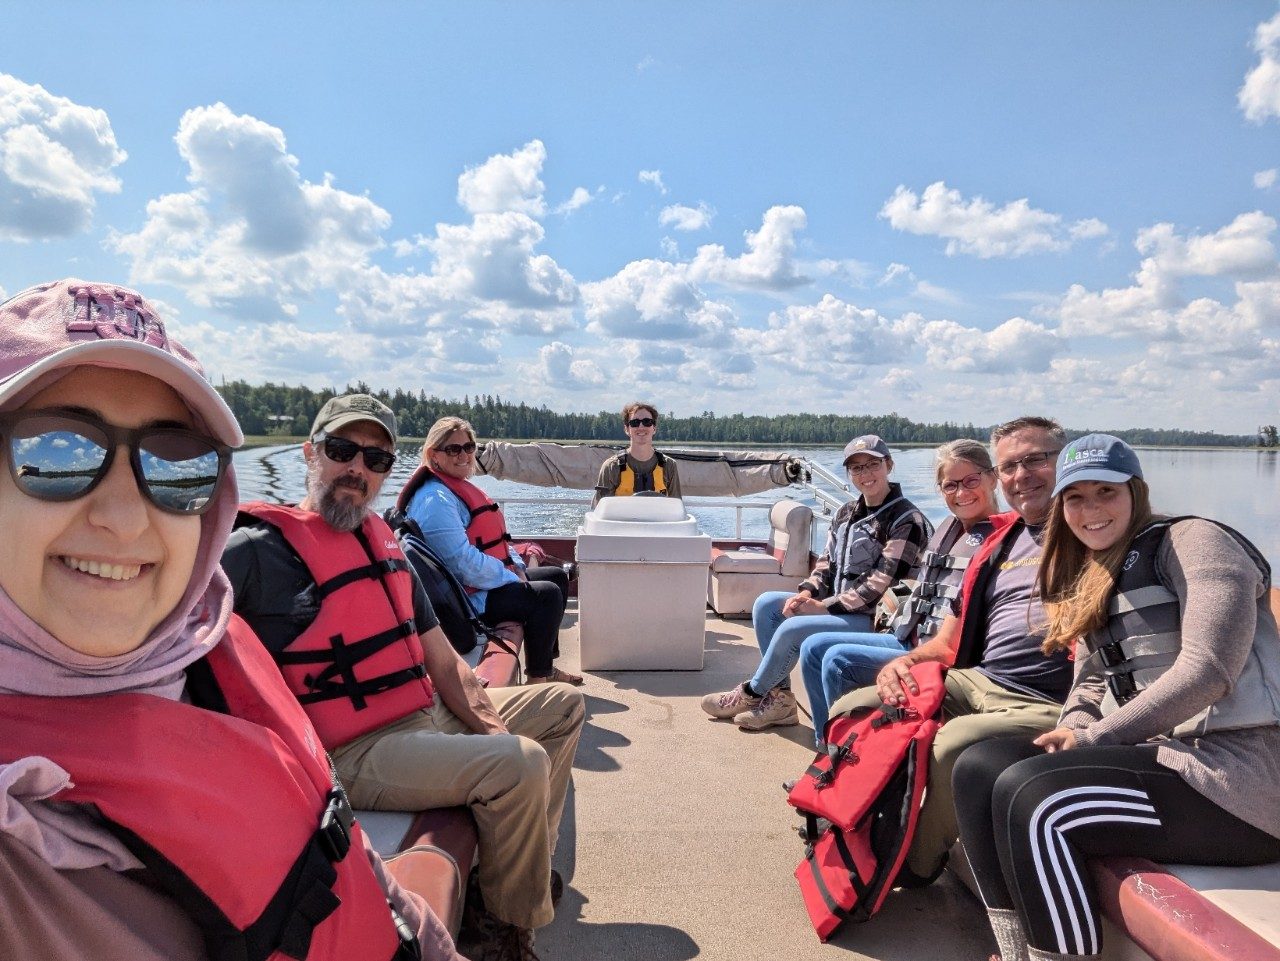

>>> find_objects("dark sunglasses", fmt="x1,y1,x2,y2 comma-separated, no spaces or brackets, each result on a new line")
318,434,397,473
435,441,477,457
0,409,230,516
626,417,656,428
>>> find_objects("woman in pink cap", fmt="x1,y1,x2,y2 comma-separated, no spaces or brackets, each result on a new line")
0,281,459,961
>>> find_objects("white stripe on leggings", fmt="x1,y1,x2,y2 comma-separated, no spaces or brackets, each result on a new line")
1027,786,1161,955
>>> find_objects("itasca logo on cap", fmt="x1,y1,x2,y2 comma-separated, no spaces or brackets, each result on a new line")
64,286,168,350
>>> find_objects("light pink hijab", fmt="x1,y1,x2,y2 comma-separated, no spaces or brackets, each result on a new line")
0,280,245,870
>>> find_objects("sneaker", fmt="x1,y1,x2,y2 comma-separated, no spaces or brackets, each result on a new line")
735,688,799,730
701,683,761,719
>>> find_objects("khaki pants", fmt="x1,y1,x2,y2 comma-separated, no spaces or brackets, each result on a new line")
828,668,1061,877
332,684,585,929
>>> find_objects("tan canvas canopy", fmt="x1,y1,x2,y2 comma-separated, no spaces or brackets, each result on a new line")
475,442,808,498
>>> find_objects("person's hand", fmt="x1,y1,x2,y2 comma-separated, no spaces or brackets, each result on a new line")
875,655,919,705
1034,728,1077,753
785,596,827,617
781,592,808,616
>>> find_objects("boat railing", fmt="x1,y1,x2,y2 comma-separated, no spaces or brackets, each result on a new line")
795,456,852,515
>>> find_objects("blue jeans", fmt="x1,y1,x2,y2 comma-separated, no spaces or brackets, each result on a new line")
749,591,873,696
800,630,908,743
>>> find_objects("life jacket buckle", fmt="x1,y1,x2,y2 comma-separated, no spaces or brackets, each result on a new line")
318,788,354,862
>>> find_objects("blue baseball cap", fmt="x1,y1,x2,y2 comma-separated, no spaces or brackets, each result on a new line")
1052,433,1143,497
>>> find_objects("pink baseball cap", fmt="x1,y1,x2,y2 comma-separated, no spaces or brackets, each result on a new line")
0,279,242,447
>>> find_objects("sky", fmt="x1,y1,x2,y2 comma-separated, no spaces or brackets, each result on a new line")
3,2,1280,434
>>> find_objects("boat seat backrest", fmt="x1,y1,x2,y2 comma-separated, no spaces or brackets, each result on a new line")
768,499,814,577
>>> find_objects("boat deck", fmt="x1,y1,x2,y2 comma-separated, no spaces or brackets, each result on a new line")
539,603,996,961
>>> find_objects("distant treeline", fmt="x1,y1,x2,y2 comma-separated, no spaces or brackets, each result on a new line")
215,380,1257,447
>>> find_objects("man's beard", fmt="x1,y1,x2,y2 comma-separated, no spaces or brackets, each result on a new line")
307,467,371,532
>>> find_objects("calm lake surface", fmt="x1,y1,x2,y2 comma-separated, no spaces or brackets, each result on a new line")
234,444,1280,572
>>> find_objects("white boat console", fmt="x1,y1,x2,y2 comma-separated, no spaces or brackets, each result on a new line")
575,496,712,670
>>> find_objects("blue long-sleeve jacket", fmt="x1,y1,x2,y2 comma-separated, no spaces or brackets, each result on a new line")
404,477,522,614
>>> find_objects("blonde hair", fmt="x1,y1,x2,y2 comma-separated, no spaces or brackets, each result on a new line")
421,417,477,469
1037,477,1153,654
933,438,994,485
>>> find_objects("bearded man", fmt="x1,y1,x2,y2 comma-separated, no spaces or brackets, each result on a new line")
222,394,584,961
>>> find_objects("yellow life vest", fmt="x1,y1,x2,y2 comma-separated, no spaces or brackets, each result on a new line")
614,452,668,496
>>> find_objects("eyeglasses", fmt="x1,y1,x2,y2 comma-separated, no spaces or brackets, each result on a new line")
626,417,656,428
435,441,477,457
846,460,886,476
939,470,991,495
0,409,230,515
995,450,1060,478
317,434,397,473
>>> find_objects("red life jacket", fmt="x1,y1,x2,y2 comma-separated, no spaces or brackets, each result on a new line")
952,510,1024,669
787,661,947,941
240,502,434,751
0,617,415,961
396,465,516,589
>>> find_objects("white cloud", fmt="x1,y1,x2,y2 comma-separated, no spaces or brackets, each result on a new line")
1059,212,1278,337
457,140,547,216
879,262,913,286
689,205,811,290
582,258,734,340
526,342,606,390
109,103,390,320
0,73,126,241
1239,13,1280,123
659,202,714,231
879,181,1108,258
1256,168,1278,190
636,55,657,74
879,367,920,393
919,315,1064,373
554,186,600,215
638,169,667,195
750,294,920,379
113,116,577,337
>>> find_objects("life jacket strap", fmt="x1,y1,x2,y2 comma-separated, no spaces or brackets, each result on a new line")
315,558,411,600
276,620,422,710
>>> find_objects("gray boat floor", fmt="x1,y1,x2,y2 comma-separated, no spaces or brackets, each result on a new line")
539,604,996,961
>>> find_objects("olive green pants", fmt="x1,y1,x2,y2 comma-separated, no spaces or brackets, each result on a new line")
333,683,584,930
828,668,1062,878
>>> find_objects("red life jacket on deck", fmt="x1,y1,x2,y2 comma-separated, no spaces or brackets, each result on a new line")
396,466,516,590
0,617,415,961
787,661,947,941
239,502,433,751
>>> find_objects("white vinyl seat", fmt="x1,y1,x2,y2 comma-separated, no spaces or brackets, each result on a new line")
707,499,813,617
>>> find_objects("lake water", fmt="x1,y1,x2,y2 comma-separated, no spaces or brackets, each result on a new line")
234,443,1280,572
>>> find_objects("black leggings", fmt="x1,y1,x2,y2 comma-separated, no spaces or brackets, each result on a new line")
480,566,568,676
953,737,1280,957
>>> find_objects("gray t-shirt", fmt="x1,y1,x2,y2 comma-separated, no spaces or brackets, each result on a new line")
974,524,1072,701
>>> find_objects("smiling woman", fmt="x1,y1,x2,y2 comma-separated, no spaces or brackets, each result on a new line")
0,279,457,961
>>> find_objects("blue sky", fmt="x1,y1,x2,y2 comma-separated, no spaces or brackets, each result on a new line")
3,2,1279,433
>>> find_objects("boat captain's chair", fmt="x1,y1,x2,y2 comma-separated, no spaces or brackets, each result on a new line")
708,499,814,618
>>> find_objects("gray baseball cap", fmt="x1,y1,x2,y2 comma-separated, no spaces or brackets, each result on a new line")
311,393,397,445
1052,433,1143,497
842,434,891,465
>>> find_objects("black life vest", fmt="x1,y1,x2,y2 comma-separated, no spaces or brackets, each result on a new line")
613,451,669,496
239,502,433,751
0,617,416,961
787,662,947,941
397,465,516,587
812,484,927,597
887,516,994,645
1079,517,1280,738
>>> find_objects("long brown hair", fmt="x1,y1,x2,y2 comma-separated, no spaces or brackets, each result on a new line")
1037,477,1153,654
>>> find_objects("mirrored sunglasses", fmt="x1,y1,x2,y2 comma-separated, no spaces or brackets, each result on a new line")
0,409,230,515
435,441,477,457
319,435,397,473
